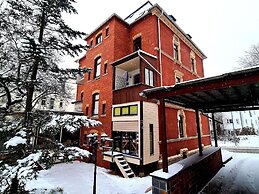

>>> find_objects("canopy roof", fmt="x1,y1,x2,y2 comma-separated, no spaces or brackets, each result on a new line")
141,66,259,113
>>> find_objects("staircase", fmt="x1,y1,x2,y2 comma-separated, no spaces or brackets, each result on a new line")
114,154,135,178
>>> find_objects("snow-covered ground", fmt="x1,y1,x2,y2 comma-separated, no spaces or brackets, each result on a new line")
26,161,151,194
213,135,259,147
200,150,259,194
24,135,259,194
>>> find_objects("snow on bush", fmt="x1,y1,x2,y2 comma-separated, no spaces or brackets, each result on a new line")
44,114,101,133
65,146,91,158
0,151,42,193
4,136,27,149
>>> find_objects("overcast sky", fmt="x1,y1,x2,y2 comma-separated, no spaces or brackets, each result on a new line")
63,0,259,77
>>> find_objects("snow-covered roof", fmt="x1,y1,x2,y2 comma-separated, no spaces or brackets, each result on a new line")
141,66,259,113
124,1,153,24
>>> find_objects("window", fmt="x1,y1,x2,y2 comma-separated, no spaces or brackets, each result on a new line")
41,98,46,106
114,107,121,116
86,106,89,116
175,76,181,84
80,91,84,101
104,63,108,74
92,93,99,116
113,131,138,156
90,40,93,48
59,100,63,108
229,119,233,123
49,98,55,109
102,103,106,115
173,35,181,62
190,51,196,72
174,70,183,84
113,105,138,116
94,57,101,78
96,33,102,45
191,58,195,72
88,72,91,80
174,44,179,61
105,28,109,37
133,74,140,84
178,114,184,138
133,37,141,51
122,107,129,115
145,68,154,86
150,124,154,155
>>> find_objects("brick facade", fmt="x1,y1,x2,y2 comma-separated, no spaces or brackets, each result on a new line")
76,2,210,169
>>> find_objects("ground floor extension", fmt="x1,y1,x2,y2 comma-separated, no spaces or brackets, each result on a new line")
80,100,211,176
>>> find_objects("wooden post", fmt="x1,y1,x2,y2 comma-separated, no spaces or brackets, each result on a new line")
159,98,168,172
212,113,218,147
195,109,203,156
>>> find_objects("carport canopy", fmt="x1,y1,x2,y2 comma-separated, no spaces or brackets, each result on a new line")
141,66,259,172
141,66,259,113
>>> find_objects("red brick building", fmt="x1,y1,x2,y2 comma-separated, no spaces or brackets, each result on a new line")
76,1,211,176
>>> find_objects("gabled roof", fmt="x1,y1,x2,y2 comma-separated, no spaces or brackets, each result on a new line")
84,13,127,40
141,66,259,113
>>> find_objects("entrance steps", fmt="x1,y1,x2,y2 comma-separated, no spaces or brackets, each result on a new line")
114,154,135,178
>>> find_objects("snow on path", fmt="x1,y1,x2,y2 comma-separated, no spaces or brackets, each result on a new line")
201,151,259,194
26,161,151,194
214,135,259,147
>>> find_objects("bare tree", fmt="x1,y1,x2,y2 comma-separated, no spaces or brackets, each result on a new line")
238,43,259,68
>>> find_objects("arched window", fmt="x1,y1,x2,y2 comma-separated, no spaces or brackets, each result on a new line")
177,110,186,138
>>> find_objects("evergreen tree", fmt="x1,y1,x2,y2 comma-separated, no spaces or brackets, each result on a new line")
0,1,100,193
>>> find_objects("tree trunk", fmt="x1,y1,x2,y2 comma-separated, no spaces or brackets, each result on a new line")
24,10,46,120
9,175,19,194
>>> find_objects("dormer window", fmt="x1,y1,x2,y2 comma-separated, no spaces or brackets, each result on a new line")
96,33,102,45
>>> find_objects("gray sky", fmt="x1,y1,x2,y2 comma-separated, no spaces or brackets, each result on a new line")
63,0,259,77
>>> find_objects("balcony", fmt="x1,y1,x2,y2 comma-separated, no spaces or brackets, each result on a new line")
112,50,158,104
113,84,151,104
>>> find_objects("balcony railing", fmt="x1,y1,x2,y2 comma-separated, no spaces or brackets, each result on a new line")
113,83,152,104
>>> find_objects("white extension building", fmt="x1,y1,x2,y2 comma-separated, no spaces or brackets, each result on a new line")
221,110,259,134
34,79,78,113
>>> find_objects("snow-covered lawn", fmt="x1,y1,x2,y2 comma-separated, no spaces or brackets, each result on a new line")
24,135,259,194
213,135,259,147
26,161,151,194
201,150,259,194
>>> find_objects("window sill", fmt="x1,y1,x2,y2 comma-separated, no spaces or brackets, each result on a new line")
94,42,102,48
100,114,106,117
91,115,99,119
104,35,109,39
92,77,100,82
103,73,108,76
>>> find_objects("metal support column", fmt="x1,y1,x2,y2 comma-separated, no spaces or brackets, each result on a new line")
212,113,218,147
195,109,203,156
159,98,168,172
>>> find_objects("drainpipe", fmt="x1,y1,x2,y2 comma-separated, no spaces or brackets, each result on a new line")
158,10,163,86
